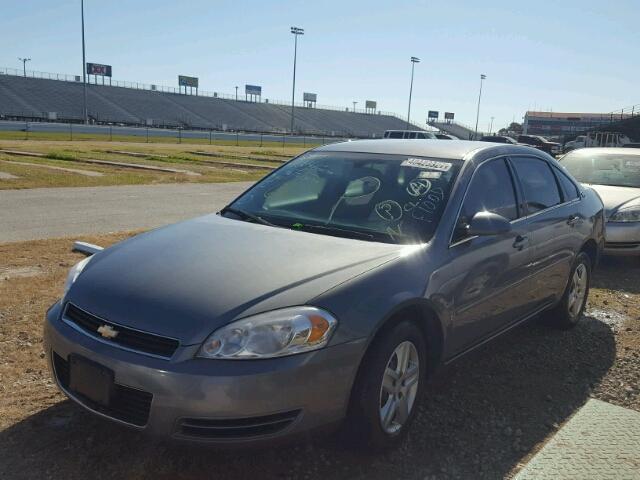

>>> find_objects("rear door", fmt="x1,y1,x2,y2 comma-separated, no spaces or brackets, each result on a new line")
447,157,536,354
509,156,582,307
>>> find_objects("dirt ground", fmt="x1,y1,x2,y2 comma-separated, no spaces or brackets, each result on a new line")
0,234,638,480
0,140,301,189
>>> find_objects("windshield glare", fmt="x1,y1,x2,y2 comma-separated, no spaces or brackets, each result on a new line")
561,152,640,188
229,151,462,244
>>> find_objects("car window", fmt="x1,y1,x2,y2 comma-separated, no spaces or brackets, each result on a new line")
388,131,403,139
453,158,518,242
560,152,640,188
230,151,463,244
511,157,562,213
408,132,417,139
554,167,580,201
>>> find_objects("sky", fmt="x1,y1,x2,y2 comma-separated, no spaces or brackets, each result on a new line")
2,0,639,131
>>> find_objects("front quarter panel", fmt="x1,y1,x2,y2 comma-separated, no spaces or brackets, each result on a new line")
310,245,440,346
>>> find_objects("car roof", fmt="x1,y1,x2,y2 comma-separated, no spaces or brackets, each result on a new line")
566,147,640,156
314,139,541,161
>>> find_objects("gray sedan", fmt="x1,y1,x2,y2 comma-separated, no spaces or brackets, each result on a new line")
45,140,604,450
560,148,640,256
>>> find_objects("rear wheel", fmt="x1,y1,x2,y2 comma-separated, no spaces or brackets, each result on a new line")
544,252,591,329
346,321,426,450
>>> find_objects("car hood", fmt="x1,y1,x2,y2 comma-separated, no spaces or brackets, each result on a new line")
66,214,406,345
586,184,640,218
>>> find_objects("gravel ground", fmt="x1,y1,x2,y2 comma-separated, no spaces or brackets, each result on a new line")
0,235,638,480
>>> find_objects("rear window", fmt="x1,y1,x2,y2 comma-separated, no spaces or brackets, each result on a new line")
511,157,562,213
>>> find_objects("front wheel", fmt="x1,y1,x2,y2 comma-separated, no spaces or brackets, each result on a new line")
544,252,591,329
345,321,426,450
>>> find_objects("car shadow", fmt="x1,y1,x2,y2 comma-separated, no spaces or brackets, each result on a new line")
0,314,615,480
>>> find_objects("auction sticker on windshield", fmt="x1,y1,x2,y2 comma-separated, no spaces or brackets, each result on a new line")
401,158,452,171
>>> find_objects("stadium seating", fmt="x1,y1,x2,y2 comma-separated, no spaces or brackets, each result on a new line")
0,73,413,137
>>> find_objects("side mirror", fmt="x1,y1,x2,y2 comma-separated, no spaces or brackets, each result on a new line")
467,211,512,236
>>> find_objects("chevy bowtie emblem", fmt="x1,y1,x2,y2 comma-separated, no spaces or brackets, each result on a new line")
97,324,119,339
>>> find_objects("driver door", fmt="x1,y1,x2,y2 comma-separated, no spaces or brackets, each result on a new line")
446,157,536,355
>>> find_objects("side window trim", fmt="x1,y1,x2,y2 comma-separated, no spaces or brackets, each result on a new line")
448,156,519,247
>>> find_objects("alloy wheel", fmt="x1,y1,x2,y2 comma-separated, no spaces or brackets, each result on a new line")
379,340,420,434
568,263,588,317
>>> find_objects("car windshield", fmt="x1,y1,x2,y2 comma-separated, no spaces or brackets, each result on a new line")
225,151,462,244
561,152,640,188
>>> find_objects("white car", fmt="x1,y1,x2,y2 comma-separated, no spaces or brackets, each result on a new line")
384,130,437,139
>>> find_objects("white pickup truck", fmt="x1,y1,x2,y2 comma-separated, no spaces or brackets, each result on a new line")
564,132,631,152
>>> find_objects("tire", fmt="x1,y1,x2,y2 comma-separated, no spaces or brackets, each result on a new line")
544,252,591,329
345,320,426,451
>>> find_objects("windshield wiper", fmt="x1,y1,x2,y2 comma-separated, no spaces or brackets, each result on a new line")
220,206,278,227
290,222,399,242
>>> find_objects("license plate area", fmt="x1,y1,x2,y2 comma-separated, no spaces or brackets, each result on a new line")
68,355,114,406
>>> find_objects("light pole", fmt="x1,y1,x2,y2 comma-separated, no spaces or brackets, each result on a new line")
407,57,420,128
18,58,31,77
235,86,238,101
80,0,88,124
489,116,495,134
352,101,358,113
290,26,304,134
473,74,486,139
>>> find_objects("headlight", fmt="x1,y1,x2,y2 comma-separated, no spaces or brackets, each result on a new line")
197,306,338,360
609,206,640,223
63,256,92,297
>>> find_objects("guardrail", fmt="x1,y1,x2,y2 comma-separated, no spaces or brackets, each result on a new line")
0,120,351,146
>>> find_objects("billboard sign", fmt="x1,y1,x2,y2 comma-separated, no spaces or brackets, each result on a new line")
178,75,199,88
245,84,262,96
444,112,454,120
365,100,377,109
428,110,439,119
303,92,317,102
86,63,112,77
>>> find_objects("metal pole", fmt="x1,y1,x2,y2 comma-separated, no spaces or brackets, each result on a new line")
353,101,357,113
81,0,88,124
290,33,298,133
489,116,494,134
235,86,238,101
407,57,420,128
407,63,415,128
19,58,31,77
474,74,486,140
290,27,304,134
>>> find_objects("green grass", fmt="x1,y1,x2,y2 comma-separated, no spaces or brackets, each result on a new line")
45,151,78,161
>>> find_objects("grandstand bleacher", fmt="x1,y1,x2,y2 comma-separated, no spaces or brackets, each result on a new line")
0,73,416,138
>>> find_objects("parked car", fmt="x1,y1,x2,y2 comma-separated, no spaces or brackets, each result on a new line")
479,135,518,144
560,147,640,256
384,130,437,139
434,133,459,140
45,140,604,450
564,132,631,152
517,135,561,155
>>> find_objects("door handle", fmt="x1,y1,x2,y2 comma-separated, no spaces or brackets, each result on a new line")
513,235,529,251
567,214,580,227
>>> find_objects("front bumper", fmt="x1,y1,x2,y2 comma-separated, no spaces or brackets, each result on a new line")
603,221,640,256
44,301,365,444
